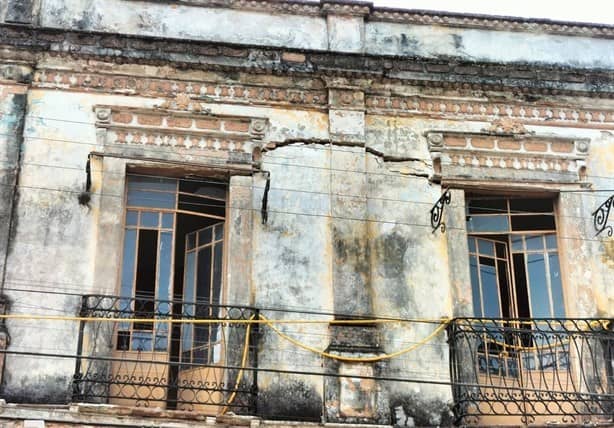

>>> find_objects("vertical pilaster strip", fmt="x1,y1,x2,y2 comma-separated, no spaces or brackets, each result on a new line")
0,83,28,388
445,189,472,317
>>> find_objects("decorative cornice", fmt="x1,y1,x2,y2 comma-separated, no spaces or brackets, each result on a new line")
33,69,328,110
94,106,269,165
321,1,371,16
366,94,614,130
131,0,613,39
370,9,614,39
425,130,590,183
158,0,321,16
2,24,613,96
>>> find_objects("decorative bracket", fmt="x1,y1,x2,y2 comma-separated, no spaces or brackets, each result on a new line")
430,189,451,234
593,194,613,237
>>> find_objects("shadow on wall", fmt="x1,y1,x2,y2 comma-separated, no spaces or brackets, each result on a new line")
391,393,454,427
257,379,321,421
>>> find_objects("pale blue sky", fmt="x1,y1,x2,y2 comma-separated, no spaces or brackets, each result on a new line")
356,0,614,25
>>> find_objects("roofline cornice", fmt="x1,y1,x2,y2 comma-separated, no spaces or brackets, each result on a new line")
1,24,613,98
141,0,614,39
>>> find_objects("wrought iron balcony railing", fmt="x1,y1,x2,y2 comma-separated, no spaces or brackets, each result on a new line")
448,318,614,426
72,294,259,413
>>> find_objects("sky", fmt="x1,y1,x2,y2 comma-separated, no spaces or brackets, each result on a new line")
353,0,614,25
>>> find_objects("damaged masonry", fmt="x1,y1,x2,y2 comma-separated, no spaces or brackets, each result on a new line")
0,0,613,427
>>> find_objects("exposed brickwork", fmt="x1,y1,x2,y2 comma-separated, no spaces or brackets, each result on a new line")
195,119,221,130
136,114,162,126
551,141,574,153
282,52,306,63
166,117,193,128
524,141,548,152
498,140,522,150
111,112,133,124
223,120,250,133
471,138,494,149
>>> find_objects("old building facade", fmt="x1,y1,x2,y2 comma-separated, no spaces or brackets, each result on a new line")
0,0,612,426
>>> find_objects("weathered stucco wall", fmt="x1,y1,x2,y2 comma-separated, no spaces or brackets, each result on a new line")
0,84,26,292
34,0,614,70
0,1,613,425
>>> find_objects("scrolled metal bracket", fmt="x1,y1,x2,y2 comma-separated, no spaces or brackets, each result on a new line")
430,188,451,234
593,194,614,237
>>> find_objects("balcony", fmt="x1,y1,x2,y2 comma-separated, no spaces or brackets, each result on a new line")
72,294,259,414
448,318,614,426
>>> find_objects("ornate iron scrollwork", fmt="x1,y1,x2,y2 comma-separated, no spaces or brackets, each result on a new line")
430,189,451,233
593,194,613,237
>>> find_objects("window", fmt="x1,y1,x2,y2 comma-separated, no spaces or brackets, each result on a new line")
466,196,568,376
466,196,565,319
118,175,227,353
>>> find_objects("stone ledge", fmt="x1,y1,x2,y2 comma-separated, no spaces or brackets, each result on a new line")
0,402,395,428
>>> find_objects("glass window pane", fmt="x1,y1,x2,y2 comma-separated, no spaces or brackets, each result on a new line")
480,261,501,318
467,199,507,215
128,175,176,192
214,223,224,241
193,346,208,365
549,254,565,317
127,190,175,209
467,215,509,233
513,254,531,318
120,229,137,299
467,237,476,253
198,227,213,247
525,234,544,251
527,253,550,317
154,333,168,351
511,215,555,231
546,234,557,250
478,239,495,256
495,243,506,259
131,331,153,351
212,241,223,305
194,326,211,348
197,246,212,302
135,230,158,299
470,255,482,317
162,213,174,229
180,180,226,200
179,194,225,217
511,235,524,252
497,260,511,318
157,232,173,302
183,252,196,308
186,232,196,251
509,199,553,213
141,211,159,228
126,210,138,226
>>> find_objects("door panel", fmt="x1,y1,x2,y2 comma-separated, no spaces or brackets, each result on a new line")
178,222,225,413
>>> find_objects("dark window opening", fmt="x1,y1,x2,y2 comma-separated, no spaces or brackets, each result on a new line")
467,196,566,375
